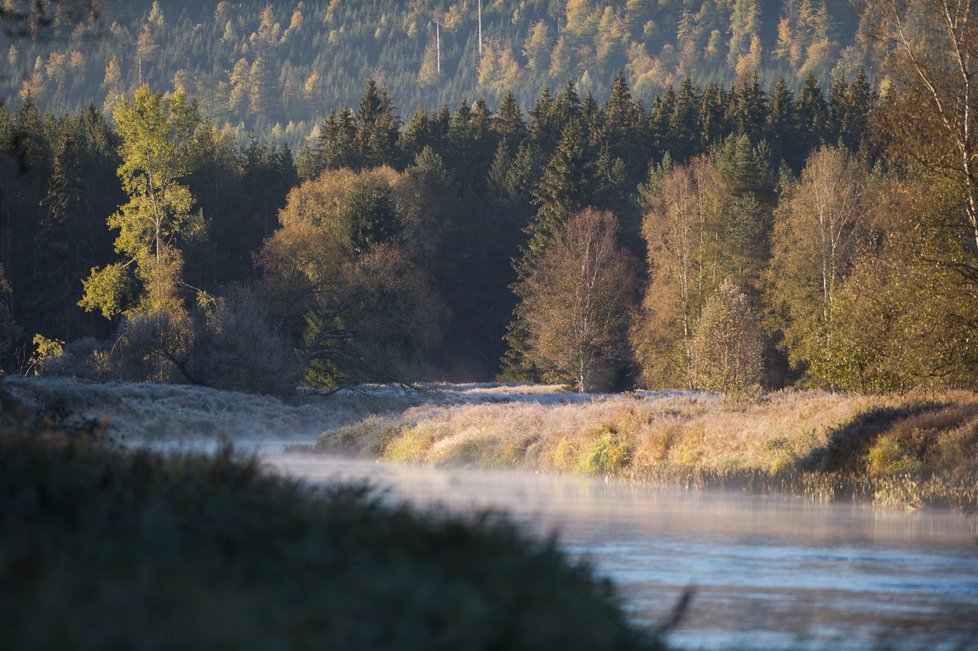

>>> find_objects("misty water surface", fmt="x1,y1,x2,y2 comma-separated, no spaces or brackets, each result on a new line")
266,452,978,651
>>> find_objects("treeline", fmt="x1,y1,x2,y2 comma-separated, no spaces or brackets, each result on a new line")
0,0,866,143
0,97,296,366
1,68,892,391
5,0,978,394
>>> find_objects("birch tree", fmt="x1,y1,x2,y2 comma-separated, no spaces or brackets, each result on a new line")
520,209,638,393
874,0,978,280
631,157,713,388
766,146,870,383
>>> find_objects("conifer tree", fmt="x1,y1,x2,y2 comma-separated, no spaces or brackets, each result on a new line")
520,120,594,279
355,79,400,168
796,73,828,160
492,91,526,152
767,78,798,168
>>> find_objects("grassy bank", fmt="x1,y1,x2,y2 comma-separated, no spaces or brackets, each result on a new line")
317,390,978,510
0,393,662,650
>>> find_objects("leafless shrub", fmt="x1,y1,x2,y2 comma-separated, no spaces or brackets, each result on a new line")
185,287,302,397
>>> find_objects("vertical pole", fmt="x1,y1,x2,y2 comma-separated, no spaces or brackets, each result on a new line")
478,0,482,56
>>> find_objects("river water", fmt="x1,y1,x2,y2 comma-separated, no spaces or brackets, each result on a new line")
266,452,978,651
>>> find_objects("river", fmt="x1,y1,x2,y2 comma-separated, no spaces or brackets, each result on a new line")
266,452,978,651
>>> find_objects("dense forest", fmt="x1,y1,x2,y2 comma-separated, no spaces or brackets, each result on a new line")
0,0,866,143
2,0,977,395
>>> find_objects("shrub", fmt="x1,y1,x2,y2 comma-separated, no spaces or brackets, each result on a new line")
36,337,112,380
580,427,633,476
109,308,194,383
185,287,302,397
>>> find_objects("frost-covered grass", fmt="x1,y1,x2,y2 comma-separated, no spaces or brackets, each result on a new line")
3,376,411,444
1,377,657,445
0,390,663,651
8,377,978,509
317,390,978,510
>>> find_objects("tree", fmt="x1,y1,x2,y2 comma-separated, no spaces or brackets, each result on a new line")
689,279,764,394
851,0,978,389
632,156,713,388
0,0,99,39
873,0,978,281
520,120,594,278
830,176,978,390
79,85,202,320
519,209,638,393
257,166,446,389
355,79,400,168
765,146,871,385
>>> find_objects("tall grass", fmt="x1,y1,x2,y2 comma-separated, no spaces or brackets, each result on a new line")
317,391,978,509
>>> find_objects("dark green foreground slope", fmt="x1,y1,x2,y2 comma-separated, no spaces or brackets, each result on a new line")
0,395,661,651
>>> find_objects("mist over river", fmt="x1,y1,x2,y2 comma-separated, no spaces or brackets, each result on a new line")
267,452,978,651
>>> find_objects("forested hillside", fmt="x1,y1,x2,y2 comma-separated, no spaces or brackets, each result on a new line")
1,0,866,143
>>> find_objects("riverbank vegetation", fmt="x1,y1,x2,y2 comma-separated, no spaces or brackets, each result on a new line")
317,389,978,510
0,387,663,651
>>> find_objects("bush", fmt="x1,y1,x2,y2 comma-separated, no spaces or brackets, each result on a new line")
36,337,112,380
109,308,194,383
581,428,633,476
186,287,302,397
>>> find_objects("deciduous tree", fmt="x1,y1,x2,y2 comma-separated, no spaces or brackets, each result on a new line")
79,85,202,320
765,146,871,384
689,279,764,394
520,208,638,393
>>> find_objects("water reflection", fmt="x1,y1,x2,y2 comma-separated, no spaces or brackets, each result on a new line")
266,453,978,651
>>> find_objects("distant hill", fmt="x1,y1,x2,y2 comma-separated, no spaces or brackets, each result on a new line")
0,0,867,143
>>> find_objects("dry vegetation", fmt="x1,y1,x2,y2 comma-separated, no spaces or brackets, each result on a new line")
317,390,978,510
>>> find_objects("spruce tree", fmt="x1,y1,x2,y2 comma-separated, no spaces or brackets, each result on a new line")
492,91,526,152
355,79,400,168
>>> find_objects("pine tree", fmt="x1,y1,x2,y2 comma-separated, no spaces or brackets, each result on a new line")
796,73,828,160
521,120,594,279
669,77,701,161
602,70,648,184
766,77,798,168
699,82,730,151
732,73,769,144
313,108,358,173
